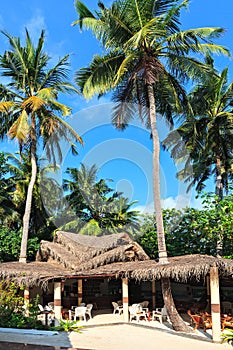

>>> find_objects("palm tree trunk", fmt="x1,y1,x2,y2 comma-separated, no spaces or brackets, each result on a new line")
216,156,223,200
215,155,223,257
19,116,37,263
147,83,192,333
147,84,167,263
161,278,193,332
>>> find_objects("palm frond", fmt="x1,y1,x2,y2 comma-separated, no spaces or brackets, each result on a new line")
21,96,46,112
8,110,29,142
76,53,124,99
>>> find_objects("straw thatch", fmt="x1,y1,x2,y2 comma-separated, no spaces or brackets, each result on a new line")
0,261,74,288
36,231,149,271
74,254,233,282
0,231,233,287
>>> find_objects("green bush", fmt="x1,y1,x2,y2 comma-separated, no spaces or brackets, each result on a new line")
0,281,46,329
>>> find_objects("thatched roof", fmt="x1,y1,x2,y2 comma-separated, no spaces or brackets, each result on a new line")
0,231,149,286
36,231,149,271
0,261,74,288
74,254,233,282
0,231,233,287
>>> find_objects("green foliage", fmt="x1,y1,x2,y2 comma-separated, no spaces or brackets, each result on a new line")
222,328,233,346
0,226,39,262
60,163,140,235
135,214,158,259
0,281,45,329
136,190,233,258
52,318,83,333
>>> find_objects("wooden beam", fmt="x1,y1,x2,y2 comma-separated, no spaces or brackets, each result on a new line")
78,279,83,306
152,280,156,309
122,278,129,322
206,275,211,313
210,267,221,343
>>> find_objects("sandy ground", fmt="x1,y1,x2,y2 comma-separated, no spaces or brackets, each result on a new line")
0,312,232,350
0,324,232,350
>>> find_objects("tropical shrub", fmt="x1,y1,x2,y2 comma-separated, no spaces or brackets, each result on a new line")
52,318,83,333
0,281,45,329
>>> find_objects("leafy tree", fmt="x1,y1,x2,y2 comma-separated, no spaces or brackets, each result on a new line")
0,226,38,262
137,191,233,259
73,0,228,331
0,29,82,262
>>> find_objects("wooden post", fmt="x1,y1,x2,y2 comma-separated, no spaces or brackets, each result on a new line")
206,275,211,313
54,281,62,326
24,287,30,317
210,267,221,343
122,278,129,322
152,280,156,309
78,279,83,306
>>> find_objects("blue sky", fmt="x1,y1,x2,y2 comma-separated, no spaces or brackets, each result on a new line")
0,0,232,214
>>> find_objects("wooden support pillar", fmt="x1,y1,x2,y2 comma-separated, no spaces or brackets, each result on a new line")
78,279,83,306
24,287,30,317
122,278,129,322
152,280,156,309
54,281,62,326
210,267,221,343
206,275,211,313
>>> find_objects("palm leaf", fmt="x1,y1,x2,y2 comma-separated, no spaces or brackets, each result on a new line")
8,110,29,142
21,96,46,112
0,101,15,113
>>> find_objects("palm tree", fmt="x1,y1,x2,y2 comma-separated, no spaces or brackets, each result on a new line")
63,163,139,234
5,151,58,244
0,29,82,262
73,0,229,331
164,55,233,199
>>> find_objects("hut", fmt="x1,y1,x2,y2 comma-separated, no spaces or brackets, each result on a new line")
0,231,233,342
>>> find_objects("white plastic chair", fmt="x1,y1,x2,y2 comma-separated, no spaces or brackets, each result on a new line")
152,306,169,323
112,301,123,315
85,304,93,319
129,304,148,322
74,306,87,321
139,300,149,312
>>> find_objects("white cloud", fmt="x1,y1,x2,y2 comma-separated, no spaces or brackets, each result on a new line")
134,194,203,214
162,194,203,210
134,202,154,215
23,10,47,42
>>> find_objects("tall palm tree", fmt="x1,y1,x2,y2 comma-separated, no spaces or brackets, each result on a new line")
73,0,229,331
164,55,233,200
0,29,82,262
